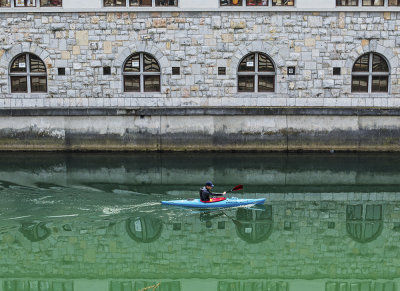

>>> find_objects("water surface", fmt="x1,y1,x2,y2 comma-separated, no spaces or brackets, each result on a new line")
0,153,399,291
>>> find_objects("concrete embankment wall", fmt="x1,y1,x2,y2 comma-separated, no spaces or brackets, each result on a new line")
0,107,400,152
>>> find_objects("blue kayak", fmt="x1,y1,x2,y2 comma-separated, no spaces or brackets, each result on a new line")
161,197,266,208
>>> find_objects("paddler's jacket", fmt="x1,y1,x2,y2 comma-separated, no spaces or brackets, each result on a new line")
199,187,223,202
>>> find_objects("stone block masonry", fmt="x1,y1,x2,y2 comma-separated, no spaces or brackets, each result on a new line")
0,11,399,107
0,11,399,151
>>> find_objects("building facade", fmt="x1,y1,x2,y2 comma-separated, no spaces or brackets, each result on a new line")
1,0,400,151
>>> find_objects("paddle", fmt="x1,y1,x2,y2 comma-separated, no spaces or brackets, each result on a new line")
228,184,243,192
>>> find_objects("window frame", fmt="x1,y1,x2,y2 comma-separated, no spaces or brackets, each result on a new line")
123,52,161,93
237,52,276,93
1,0,62,7
9,53,48,94
351,52,390,94
336,0,397,6
220,0,294,7
103,0,178,8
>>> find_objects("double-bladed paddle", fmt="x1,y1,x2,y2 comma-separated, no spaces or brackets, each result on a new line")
228,184,243,193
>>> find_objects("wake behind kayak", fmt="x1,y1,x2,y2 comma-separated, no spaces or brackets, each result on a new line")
161,197,266,208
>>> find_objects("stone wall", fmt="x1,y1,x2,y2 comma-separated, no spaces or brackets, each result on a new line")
0,11,399,108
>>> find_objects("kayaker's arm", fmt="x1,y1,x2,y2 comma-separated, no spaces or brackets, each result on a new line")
211,191,226,196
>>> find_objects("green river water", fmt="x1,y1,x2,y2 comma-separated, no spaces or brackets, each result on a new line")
0,153,399,291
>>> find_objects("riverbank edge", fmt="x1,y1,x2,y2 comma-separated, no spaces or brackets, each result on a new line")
0,107,399,152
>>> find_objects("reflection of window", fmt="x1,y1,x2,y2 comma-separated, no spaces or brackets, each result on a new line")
126,215,163,243
10,53,47,93
238,52,275,93
123,52,161,93
4,280,73,291
235,205,273,244
218,281,288,291
19,222,51,242
346,204,383,243
326,281,395,291
352,53,389,93
110,281,180,291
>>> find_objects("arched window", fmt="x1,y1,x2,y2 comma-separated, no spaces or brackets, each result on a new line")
351,52,389,93
9,53,47,93
123,52,161,93
238,52,275,93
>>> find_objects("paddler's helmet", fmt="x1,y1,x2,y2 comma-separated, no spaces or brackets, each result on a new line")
205,181,214,187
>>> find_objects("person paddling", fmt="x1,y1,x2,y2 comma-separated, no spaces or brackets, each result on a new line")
200,181,226,202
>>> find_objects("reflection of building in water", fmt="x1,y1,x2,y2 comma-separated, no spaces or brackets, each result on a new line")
1,199,400,281
3,280,73,291
235,205,273,244
346,204,383,243
125,215,163,243
19,222,51,242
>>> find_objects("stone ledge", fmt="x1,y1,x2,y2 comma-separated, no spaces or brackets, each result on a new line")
2,107,400,116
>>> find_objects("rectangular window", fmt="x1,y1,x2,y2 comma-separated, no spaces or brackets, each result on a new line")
389,0,400,5
31,76,47,93
246,0,268,5
352,76,369,93
258,76,275,92
11,76,28,93
124,76,140,92
40,0,61,6
362,0,383,5
129,0,151,6
272,0,294,5
155,0,178,6
336,0,358,5
238,76,254,92
104,0,126,6
0,0,11,7
14,0,36,6
220,0,243,6
144,75,160,92
372,76,388,92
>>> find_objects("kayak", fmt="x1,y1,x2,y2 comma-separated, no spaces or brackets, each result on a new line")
161,197,266,208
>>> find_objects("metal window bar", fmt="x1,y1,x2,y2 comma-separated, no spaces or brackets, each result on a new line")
9,53,47,93
237,53,275,93
123,53,161,93
352,53,389,93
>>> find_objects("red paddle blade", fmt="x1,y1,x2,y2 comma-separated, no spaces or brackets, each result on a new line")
231,185,243,191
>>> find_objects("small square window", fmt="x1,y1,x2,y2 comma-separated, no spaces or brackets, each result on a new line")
333,67,341,75
218,67,226,75
58,68,65,76
103,66,111,75
328,222,335,229
287,66,295,75
172,67,180,75
218,221,225,229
